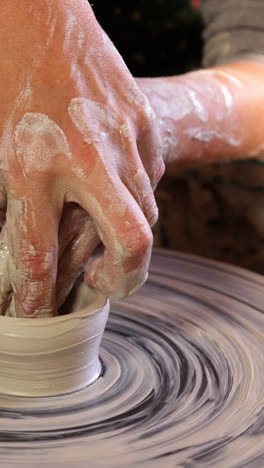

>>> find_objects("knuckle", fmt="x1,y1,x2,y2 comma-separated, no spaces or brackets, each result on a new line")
124,224,153,257
137,227,153,252
14,113,71,175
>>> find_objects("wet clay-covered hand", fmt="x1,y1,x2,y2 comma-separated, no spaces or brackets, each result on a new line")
0,0,164,317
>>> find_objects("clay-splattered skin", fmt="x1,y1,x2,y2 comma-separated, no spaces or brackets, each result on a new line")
138,60,264,169
0,0,164,317
0,1,264,318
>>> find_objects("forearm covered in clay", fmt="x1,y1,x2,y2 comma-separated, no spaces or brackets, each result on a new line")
137,60,264,169
201,0,264,67
137,1,264,170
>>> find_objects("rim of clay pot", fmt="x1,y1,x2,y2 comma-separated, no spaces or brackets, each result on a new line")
0,283,108,320
0,285,107,324
0,284,110,397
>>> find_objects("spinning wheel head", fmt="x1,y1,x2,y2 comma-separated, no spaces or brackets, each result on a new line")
0,250,263,467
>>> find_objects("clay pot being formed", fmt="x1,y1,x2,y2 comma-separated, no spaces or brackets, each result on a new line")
0,284,109,397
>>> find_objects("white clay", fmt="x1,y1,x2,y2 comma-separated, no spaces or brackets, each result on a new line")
14,112,72,174
187,89,209,122
182,69,239,124
211,70,243,88
219,83,233,110
186,127,241,147
146,80,194,122
68,97,120,146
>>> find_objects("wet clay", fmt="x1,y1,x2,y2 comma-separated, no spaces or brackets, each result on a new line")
0,283,109,397
0,249,264,467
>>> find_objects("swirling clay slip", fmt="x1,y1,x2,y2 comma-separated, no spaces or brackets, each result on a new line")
0,283,109,397
0,249,264,467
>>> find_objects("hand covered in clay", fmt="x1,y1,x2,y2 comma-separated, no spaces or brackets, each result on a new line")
0,0,164,317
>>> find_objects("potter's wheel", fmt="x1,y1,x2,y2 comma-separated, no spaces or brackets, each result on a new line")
1,249,264,467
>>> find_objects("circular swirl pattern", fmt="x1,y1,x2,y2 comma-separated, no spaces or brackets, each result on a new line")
0,249,264,467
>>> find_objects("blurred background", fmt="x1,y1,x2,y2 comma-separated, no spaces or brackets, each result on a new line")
93,0,202,77
93,0,264,274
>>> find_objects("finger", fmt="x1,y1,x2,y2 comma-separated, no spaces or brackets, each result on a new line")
136,95,165,187
119,135,159,227
123,167,159,227
68,97,153,297
57,203,92,257
56,203,100,307
122,82,165,187
5,187,60,317
72,167,153,298
137,126,165,189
